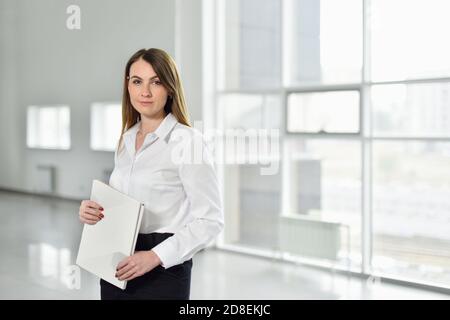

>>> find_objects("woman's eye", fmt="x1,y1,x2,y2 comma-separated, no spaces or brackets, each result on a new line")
132,80,141,85
153,81,161,85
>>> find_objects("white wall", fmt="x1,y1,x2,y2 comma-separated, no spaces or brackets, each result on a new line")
0,0,23,190
0,0,204,200
175,0,203,124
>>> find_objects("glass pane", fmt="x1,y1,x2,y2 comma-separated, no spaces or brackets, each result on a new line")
219,0,281,90
284,0,362,85
220,94,282,250
223,163,282,250
90,102,122,151
371,83,450,137
218,94,281,130
372,141,450,287
287,91,360,134
370,0,450,81
283,138,362,269
217,94,281,172
27,105,71,149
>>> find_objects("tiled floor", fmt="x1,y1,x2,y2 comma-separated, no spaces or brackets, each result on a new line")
0,191,448,300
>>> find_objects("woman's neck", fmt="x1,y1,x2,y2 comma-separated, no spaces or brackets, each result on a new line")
139,113,166,135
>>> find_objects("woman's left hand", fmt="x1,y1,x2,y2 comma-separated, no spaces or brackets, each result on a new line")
116,250,162,281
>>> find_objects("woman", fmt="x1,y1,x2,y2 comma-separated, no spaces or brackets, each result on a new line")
78,48,224,300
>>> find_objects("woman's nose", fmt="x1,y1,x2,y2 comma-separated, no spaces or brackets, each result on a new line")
141,85,152,97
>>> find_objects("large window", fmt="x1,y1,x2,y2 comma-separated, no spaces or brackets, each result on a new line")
212,0,450,289
26,105,71,150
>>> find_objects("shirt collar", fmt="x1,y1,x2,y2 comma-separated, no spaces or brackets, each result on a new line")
152,112,179,141
123,112,178,142
123,121,140,138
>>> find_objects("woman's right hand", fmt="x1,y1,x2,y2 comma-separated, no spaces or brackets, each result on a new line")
79,200,104,225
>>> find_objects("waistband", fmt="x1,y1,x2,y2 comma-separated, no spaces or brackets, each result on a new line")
135,232,174,251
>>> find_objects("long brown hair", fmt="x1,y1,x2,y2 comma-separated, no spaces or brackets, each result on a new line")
117,48,191,152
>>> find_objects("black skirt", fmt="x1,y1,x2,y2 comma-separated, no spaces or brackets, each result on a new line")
100,232,192,300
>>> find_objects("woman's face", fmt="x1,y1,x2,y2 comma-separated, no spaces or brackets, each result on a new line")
128,58,169,120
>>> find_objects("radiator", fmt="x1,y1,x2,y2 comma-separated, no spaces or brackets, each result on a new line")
35,165,56,194
279,215,341,261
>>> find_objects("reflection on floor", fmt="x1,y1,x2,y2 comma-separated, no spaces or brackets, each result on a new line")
0,190,448,300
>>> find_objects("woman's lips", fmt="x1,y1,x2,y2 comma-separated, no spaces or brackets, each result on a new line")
139,101,154,106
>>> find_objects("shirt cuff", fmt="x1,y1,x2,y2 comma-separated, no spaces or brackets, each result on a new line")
151,238,178,269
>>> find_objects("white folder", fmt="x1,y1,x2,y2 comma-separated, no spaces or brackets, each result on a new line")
76,180,144,290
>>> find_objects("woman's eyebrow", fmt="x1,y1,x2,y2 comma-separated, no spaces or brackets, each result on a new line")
129,75,159,80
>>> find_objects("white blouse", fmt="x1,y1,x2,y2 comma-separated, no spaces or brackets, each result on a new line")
109,113,224,269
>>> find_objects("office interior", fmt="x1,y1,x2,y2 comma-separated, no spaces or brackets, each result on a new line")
0,0,449,299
